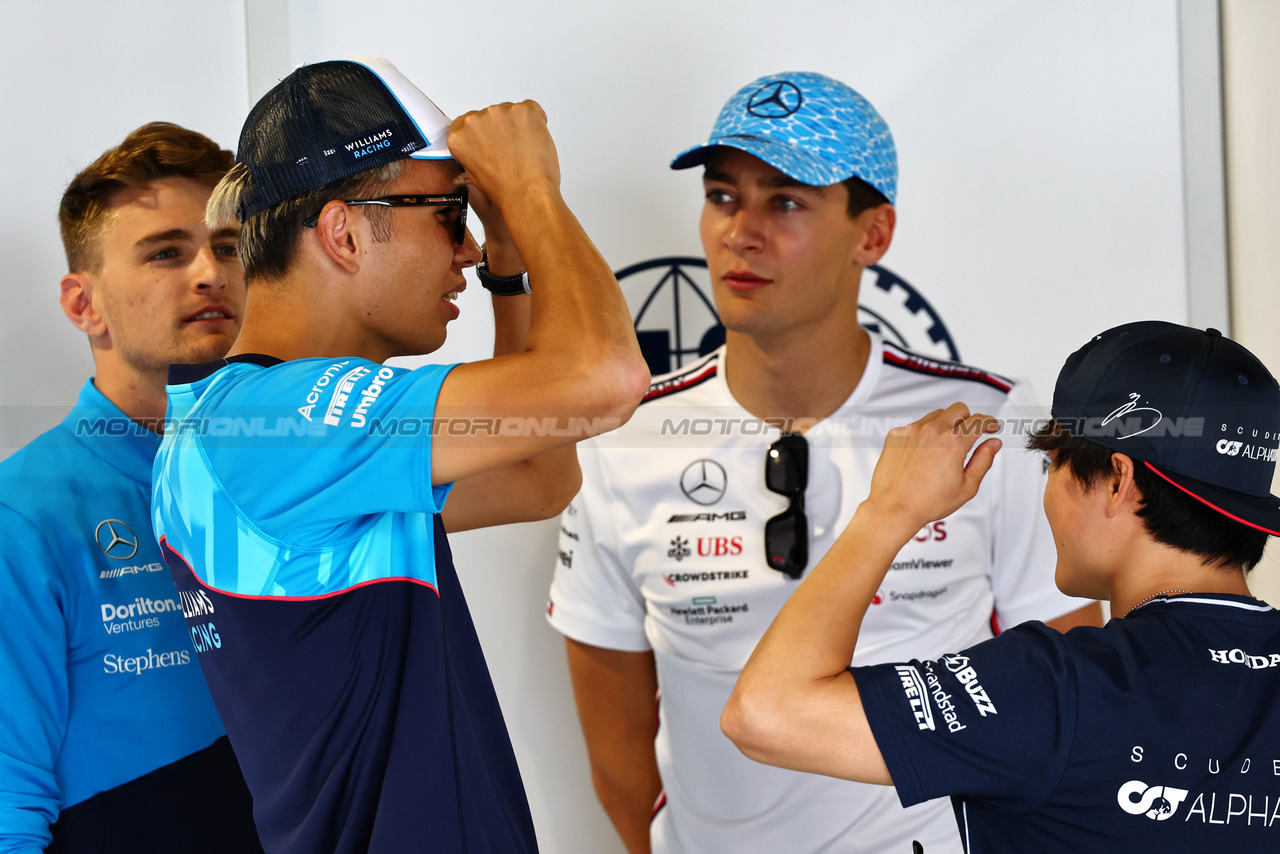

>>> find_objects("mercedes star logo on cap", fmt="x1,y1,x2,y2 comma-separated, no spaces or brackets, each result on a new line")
680,459,728,505
95,519,139,561
746,81,803,118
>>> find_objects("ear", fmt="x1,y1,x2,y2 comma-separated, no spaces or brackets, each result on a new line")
312,201,365,274
850,202,896,267
60,272,108,339
1105,452,1144,517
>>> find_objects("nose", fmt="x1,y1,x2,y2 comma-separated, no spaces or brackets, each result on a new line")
723,206,763,256
192,245,228,291
456,227,483,269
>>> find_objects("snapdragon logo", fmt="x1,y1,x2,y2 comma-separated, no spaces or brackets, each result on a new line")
1117,780,1190,821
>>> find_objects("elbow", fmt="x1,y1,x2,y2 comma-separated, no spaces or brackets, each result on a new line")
575,350,650,428
721,685,787,766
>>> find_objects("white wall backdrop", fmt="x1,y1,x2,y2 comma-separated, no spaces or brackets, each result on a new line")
0,0,250,451
1,2,1205,852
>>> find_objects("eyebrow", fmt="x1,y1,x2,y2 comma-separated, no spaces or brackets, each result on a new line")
134,228,192,247
210,226,240,241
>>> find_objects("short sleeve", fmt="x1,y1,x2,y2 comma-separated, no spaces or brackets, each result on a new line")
546,441,650,651
852,622,1077,811
205,360,457,540
0,506,66,853
988,380,1093,627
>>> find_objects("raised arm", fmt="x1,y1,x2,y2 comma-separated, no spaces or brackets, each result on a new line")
440,183,580,532
431,101,648,488
722,405,1002,783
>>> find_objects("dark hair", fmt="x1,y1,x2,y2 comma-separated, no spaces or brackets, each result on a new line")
207,160,402,284
843,175,890,218
59,122,234,274
1028,421,1268,571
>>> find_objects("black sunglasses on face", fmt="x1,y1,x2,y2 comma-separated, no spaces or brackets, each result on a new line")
303,191,469,244
765,432,808,579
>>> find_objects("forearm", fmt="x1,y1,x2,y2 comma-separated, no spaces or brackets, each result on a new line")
565,640,661,854
733,504,914,716
499,188,642,376
591,756,661,854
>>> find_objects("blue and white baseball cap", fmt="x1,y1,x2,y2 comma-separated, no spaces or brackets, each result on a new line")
671,71,897,205
235,57,454,220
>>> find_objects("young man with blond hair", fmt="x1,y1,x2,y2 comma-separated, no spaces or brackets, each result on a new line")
152,58,648,853
0,122,261,853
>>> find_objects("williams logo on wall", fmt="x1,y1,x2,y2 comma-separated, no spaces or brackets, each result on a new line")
615,257,960,376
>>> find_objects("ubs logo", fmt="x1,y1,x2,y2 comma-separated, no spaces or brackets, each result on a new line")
1117,780,1190,821
680,459,727,505
746,81,803,118
95,519,139,561
617,258,959,377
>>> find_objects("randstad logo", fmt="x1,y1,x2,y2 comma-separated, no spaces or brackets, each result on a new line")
1117,780,1190,821
1217,439,1244,456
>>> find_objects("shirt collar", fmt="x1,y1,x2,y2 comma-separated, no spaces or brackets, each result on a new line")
62,379,162,485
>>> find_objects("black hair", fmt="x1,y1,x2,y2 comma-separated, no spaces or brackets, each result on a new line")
1027,422,1268,571
843,175,890,218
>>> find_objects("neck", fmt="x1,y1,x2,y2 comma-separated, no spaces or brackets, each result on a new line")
91,363,169,431
1109,538,1252,617
723,311,871,426
228,271,392,364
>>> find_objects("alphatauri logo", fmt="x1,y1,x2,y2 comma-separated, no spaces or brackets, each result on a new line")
1117,780,1190,821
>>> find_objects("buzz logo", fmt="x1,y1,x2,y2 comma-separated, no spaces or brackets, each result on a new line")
1217,439,1244,456
941,653,998,717
1117,780,1190,821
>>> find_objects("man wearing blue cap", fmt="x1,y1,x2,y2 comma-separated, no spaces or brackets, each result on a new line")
548,72,1099,853
727,322,1280,852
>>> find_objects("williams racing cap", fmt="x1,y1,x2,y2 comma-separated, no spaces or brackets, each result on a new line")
1052,321,1280,536
234,57,453,220
670,71,898,204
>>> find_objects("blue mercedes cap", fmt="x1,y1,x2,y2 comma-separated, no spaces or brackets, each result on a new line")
1052,321,1280,536
670,71,897,204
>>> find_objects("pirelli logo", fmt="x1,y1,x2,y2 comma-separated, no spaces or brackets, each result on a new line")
895,665,934,731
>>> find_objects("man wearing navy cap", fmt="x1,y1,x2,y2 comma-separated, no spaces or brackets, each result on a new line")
728,322,1280,852
548,72,1099,853
151,58,648,853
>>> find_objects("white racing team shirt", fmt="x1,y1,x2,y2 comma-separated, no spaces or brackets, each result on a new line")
548,335,1089,854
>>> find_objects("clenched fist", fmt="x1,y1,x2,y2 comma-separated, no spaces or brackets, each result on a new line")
448,101,560,210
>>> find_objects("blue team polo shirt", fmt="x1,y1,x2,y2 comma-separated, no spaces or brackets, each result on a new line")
0,380,242,852
854,594,1280,853
152,354,537,854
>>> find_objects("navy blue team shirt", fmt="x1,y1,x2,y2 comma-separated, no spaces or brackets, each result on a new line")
152,354,537,854
853,593,1280,852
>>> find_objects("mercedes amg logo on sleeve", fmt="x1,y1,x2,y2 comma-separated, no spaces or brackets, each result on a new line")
680,459,728,505
95,519,139,560
747,81,803,118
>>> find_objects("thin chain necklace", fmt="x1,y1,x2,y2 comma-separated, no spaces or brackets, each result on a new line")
1125,589,1194,617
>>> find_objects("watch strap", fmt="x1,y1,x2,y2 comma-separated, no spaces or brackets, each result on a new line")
476,261,530,296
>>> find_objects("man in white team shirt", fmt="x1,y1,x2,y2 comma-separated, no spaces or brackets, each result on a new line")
546,71,1102,854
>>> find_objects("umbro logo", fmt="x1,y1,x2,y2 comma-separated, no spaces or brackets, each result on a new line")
747,81,803,118
95,519,139,561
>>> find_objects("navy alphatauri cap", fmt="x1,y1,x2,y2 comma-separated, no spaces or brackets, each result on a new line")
235,57,454,220
1052,321,1280,536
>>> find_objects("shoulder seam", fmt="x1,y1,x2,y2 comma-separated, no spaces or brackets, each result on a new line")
881,342,1014,393
641,353,721,404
